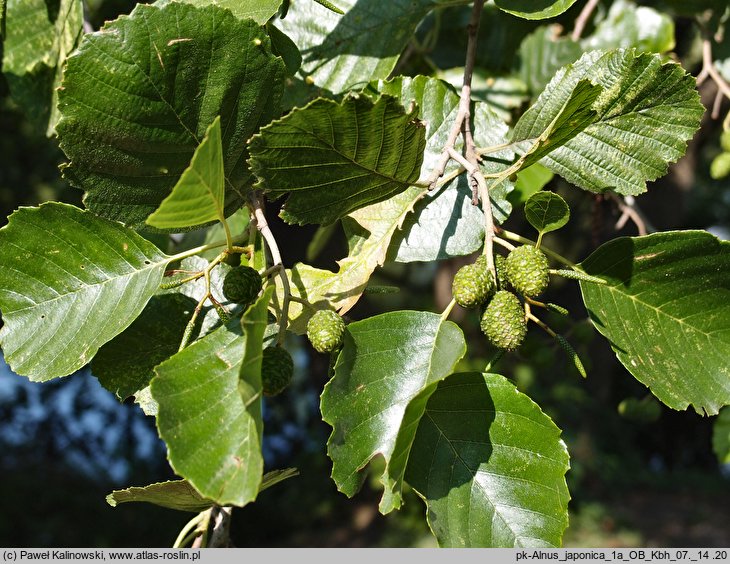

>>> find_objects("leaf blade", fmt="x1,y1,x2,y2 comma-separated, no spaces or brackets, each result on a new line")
0,203,170,380
56,3,286,229
320,311,467,513
579,231,730,415
249,95,426,225
524,191,570,234
146,117,226,230
405,372,570,547
513,49,704,195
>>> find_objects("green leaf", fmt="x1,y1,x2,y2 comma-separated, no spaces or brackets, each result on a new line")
405,372,570,547
512,49,704,196
524,191,570,234
267,23,301,75
56,2,286,230
367,75,514,262
275,0,453,93
321,311,467,513
156,0,281,24
106,480,214,512
510,163,554,206
579,231,730,415
713,407,730,465
106,468,298,511
1,0,84,135
151,288,273,506
146,117,226,230
92,257,244,404
512,79,603,171
582,0,675,55
249,94,426,225
494,0,578,20
0,203,170,381
516,26,582,97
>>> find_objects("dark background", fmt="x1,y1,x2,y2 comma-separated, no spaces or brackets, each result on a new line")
1,0,729,548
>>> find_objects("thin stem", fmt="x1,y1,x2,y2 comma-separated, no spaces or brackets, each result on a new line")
221,217,234,252
289,295,317,311
173,512,206,548
701,36,730,102
571,0,600,41
170,234,247,263
441,298,457,321
493,236,516,252
250,192,290,344
607,192,653,235
497,228,575,267
484,350,505,373
526,311,558,338
423,0,485,189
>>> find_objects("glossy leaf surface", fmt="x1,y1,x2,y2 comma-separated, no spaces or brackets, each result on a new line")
406,372,570,547
579,231,730,415
0,203,169,381
321,311,466,513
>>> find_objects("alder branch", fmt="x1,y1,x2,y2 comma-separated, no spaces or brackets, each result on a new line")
607,193,654,236
698,35,730,120
249,191,290,344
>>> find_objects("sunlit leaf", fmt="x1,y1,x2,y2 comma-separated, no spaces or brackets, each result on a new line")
579,231,730,415
513,49,704,196
1,0,83,135
494,0,578,20
321,311,466,513
406,372,570,547
152,288,273,506
249,94,426,225
0,203,170,381
147,117,226,230
57,2,285,229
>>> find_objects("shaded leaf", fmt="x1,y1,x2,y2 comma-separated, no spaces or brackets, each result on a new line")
106,468,298,511
156,0,281,24
713,407,730,465
2,0,83,135
92,257,244,403
321,311,467,513
513,49,704,196
405,372,570,547
57,2,286,229
516,26,582,97
275,0,460,93
0,203,170,381
494,0,578,20
579,231,730,415
107,480,214,512
524,191,570,234
249,94,426,225
582,0,675,55
267,23,301,75
147,117,226,230
151,288,273,506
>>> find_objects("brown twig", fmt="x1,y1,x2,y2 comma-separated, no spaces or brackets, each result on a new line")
571,0,600,41
424,0,485,190
249,191,290,344
700,36,730,113
608,193,653,236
